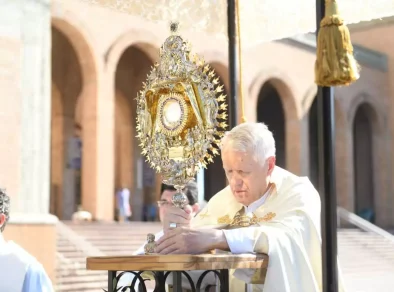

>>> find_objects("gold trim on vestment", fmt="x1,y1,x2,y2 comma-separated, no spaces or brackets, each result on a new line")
217,211,276,227
199,183,278,226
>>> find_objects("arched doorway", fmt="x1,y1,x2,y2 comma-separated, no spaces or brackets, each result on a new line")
50,26,83,220
203,63,229,201
308,97,319,188
257,82,286,168
114,46,155,221
353,103,375,222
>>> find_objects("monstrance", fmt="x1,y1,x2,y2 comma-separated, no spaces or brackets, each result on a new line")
136,23,228,253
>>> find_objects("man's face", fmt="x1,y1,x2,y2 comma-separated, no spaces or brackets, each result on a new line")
159,190,177,222
222,149,275,206
158,190,199,222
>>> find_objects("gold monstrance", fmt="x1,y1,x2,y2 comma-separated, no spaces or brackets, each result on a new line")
136,23,227,253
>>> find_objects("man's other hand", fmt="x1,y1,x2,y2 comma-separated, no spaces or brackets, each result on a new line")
162,204,193,231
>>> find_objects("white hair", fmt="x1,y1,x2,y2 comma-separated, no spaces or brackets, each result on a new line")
220,122,276,165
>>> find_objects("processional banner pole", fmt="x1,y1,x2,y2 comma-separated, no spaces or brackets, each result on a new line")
227,0,239,128
316,0,339,291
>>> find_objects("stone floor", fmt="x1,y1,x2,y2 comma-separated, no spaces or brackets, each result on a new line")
338,229,394,292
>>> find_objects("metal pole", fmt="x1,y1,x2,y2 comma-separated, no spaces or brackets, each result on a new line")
227,0,239,128
316,0,339,291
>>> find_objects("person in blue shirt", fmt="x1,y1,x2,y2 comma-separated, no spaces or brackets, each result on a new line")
0,188,54,292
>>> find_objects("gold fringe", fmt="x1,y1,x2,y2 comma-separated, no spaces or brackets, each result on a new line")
315,0,360,87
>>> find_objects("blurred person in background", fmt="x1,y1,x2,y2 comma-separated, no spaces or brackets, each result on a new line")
135,181,200,254
117,181,216,291
116,187,132,222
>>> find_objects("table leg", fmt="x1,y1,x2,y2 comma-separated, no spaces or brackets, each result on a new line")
108,270,116,292
172,271,183,292
219,270,229,292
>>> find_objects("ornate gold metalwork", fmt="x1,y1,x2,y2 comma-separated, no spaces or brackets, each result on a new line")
217,212,276,227
139,23,227,254
172,191,188,209
136,23,228,189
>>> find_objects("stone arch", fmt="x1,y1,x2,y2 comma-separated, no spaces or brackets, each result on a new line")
50,14,99,219
114,45,156,221
302,84,318,113
346,94,388,225
256,82,287,168
250,71,301,121
348,93,386,132
250,72,301,173
51,24,82,220
106,33,162,221
114,89,133,193
352,103,376,220
306,95,348,209
105,29,161,75
348,98,389,224
51,15,99,86
203,61,229,201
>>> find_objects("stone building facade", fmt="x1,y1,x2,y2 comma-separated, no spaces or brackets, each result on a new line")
1,0,394,280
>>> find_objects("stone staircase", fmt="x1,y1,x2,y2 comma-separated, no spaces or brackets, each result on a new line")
55,221,162,292
338,229,394,292
55,222,394,292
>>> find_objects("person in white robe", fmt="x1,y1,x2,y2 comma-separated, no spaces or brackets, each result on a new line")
0,189,54,292
155,122,347,292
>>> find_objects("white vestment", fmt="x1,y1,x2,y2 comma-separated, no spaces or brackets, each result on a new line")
192,166,347,292
0,236,37,292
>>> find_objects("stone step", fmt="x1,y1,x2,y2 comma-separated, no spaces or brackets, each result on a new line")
57,272,107,284
55,280,107,292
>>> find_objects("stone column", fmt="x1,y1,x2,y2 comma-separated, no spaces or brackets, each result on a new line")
0,0,57,284
82,70,115,221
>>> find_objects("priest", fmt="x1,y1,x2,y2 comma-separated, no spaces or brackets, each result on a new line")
155,122,346,291
0,189,54,292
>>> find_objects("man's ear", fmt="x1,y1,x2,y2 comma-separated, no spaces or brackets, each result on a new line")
267,156,276,175
0,214,5,230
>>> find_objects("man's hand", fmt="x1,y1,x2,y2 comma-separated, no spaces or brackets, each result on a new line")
161,204,193,231
154,227,229,254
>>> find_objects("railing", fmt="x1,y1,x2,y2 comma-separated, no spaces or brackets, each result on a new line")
337,207,394,244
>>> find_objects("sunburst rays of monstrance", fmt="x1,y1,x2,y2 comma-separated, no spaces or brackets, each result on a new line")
136,23,228,253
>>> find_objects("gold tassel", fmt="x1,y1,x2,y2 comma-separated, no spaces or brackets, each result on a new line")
315,0,360,87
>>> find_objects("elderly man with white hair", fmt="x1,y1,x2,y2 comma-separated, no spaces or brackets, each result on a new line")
155,122,346,292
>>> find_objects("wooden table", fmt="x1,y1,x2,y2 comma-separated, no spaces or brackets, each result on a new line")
87,253,269,292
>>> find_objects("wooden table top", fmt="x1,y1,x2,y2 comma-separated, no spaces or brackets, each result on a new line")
86,253,269,271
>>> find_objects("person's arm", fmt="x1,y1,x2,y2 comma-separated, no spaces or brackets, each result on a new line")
212,211,310,254
206,227,266,254
222,227,269,254
22,262,54,292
